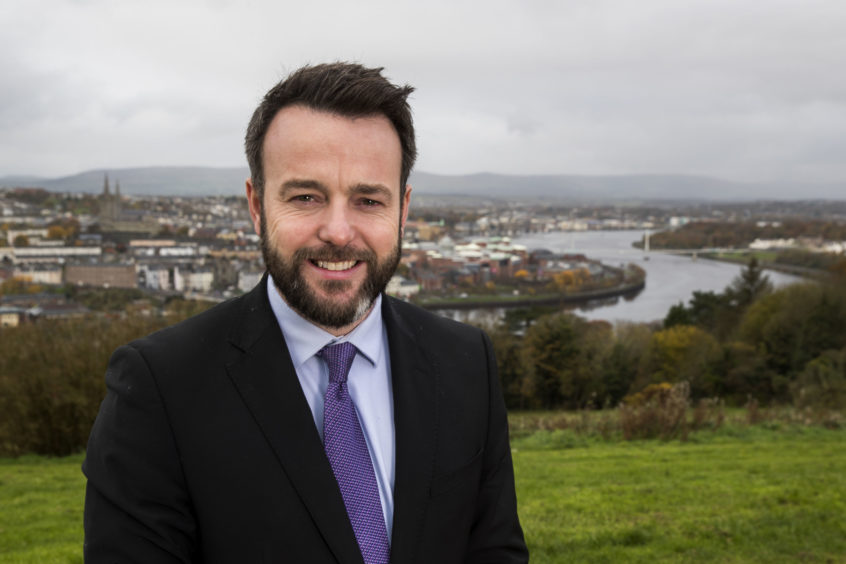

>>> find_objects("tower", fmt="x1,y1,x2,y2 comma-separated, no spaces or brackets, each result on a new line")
99,173,120,224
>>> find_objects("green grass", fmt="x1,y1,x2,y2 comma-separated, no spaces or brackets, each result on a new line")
0,454,84,564
513,426,846,563
706,250,779,263
1,427,845,563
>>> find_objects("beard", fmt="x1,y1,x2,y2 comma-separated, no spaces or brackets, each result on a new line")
259,210,401,330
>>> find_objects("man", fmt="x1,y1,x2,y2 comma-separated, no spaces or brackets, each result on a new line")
83,62,528,563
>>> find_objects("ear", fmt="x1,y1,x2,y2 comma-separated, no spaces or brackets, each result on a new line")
400,184,412,235
246,178,262,236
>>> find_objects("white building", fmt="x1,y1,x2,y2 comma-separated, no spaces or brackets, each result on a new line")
386,275,420,299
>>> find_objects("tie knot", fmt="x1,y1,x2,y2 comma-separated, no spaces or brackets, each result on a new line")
318,342,358,384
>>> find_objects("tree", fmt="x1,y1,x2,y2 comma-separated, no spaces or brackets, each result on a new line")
522,313,582,409
791,347,846,410
664,301,692,328
717,341,777,404
829,257,846,278
486,325,527,409
737,282,846,399
567,320,614,408
637,325,722,399
664,290,732,337
665,259,773,342
602,323,653,406
521,313,612,409
47,225,68,240
726,257,772,309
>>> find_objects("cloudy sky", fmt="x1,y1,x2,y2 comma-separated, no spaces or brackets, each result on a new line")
2,0,845,186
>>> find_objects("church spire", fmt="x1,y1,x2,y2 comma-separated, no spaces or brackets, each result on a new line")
103,173,111,196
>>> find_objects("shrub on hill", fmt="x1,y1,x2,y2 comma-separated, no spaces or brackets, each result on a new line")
0,301,212,456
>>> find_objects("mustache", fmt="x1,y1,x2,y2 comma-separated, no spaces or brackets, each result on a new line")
292,245,377,263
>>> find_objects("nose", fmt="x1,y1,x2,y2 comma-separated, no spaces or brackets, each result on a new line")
317,200,356,247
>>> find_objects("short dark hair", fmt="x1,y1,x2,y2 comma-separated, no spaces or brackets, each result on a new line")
245,62,417,201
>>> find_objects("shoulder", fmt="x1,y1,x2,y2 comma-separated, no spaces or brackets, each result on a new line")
382,295,490,349
129,283,271,362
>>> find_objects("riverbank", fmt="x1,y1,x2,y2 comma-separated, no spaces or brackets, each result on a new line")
417,278,645,311
696,251,832,280
508,231,806,323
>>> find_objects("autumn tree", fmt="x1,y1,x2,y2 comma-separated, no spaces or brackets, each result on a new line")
636,325,722,399
47,225,68,240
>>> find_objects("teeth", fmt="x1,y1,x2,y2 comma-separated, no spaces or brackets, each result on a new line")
316,260,357,271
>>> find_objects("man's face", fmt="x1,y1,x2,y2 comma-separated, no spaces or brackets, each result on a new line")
246,105,411,335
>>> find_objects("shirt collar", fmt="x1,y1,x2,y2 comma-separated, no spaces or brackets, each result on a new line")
266,279,383,369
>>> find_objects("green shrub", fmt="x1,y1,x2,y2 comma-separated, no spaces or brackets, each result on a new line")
791,347,846,410
0,313,188,456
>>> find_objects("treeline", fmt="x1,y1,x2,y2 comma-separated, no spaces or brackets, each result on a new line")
648,219,846,250
772,248,846,273
486,260,846,411
2,265,845,456
0,300,213,456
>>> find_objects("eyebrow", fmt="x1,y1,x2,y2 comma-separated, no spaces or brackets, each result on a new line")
349,183,394,203
280,179,327,196
279,179,394,203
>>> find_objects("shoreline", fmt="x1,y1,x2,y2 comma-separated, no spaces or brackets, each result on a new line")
417,279,646,311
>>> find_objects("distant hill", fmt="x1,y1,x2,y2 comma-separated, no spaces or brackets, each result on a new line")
1,167,843,201
0,167,250,197
411,172,846,202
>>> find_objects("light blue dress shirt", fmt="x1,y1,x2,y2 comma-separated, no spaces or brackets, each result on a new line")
266,282,396,536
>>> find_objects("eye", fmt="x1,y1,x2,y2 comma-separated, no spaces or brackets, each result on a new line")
359,198,383,207
289,194,318,204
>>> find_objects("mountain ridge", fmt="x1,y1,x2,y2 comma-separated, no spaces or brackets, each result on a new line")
1,166,843,201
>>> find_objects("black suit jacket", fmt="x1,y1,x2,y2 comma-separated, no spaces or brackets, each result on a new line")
83,276,528,563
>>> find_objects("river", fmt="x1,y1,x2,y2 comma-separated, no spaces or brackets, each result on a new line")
441,230,804,326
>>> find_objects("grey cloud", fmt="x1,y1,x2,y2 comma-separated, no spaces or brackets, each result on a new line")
1,0,845,192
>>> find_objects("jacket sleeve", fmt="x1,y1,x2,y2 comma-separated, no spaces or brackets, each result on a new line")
83,344,198,563
464,331,529,563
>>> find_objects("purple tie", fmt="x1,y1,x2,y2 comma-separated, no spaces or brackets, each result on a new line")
319,342,390,564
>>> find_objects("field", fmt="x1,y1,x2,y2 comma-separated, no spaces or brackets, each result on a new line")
513,426,846,562
1,425,844,563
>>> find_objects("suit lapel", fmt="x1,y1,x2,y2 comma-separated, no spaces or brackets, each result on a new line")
225,277,363,564
383,297,439,562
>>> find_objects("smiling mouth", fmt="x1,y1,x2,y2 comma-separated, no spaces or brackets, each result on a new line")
314,260,358,271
